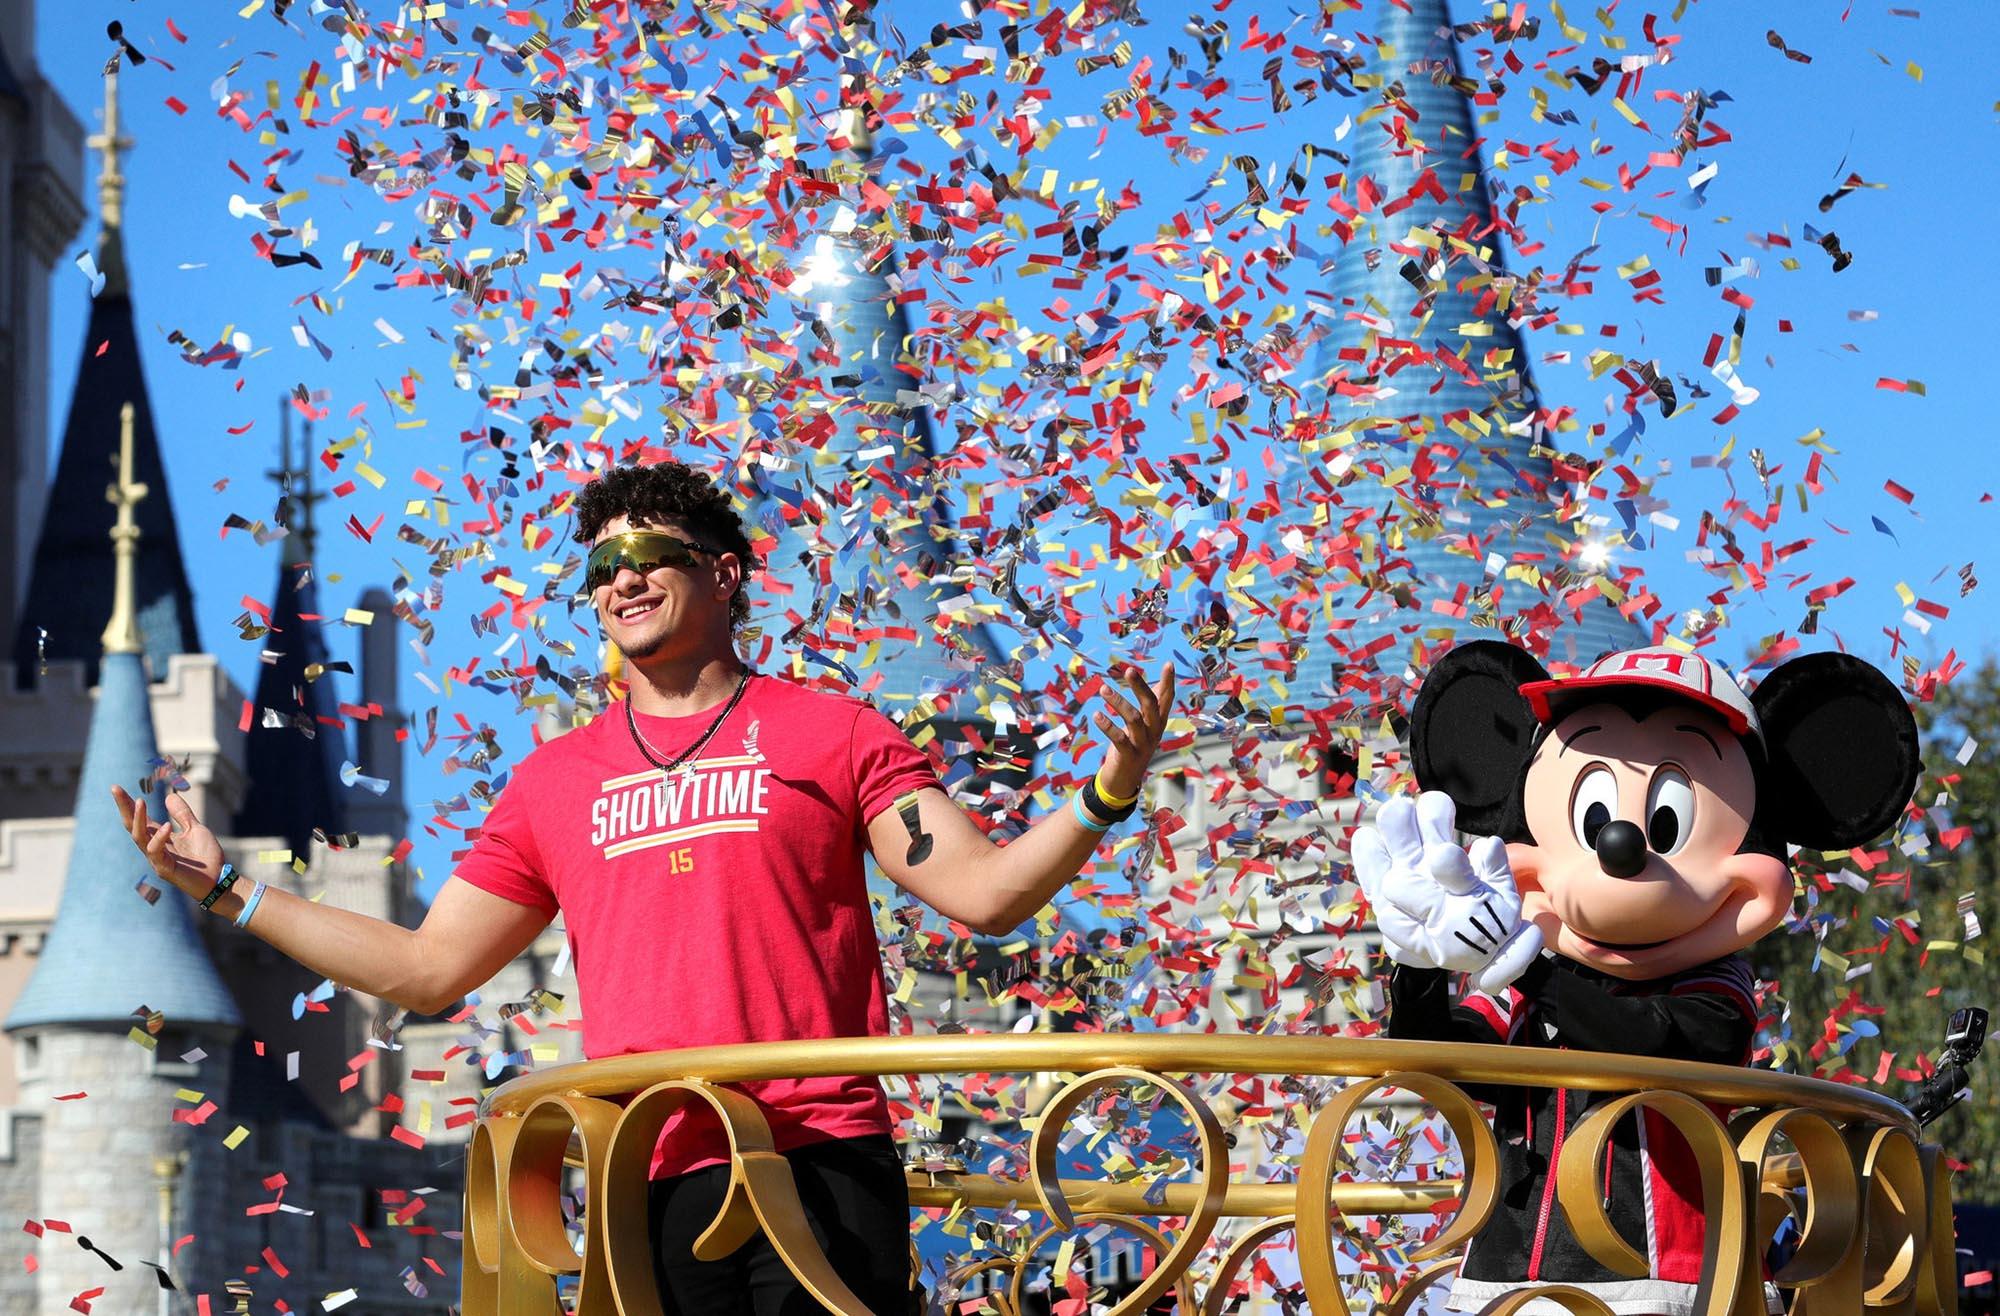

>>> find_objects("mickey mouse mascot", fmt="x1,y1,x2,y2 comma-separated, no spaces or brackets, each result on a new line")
1353,641,1919,1314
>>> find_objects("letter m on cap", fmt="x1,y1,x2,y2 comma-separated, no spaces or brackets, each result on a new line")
1608,650,1708,694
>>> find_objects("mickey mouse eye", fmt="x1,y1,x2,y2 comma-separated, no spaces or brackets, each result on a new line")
1646,767,1695,855
1570,766,1618,850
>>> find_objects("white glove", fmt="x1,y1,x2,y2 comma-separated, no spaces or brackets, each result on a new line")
1351,790,1544,995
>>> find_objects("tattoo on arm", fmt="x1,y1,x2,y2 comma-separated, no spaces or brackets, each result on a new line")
895,793,934,865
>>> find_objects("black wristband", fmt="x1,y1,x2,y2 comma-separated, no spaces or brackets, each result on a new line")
197,863,239,912
1079,777,1137,825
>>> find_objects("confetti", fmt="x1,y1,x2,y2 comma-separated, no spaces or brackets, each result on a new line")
37,1,1990,1302
72,251,104,298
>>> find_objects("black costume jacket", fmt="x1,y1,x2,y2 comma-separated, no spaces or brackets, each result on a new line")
1388,953,1761,1313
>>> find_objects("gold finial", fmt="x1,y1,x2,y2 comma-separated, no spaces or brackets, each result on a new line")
86,61,133,297
102,403,147,655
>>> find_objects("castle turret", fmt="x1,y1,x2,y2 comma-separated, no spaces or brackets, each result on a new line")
1271,0,1642,713
1150,1,1646,1044
5,400,237,1313
750,69,1009,732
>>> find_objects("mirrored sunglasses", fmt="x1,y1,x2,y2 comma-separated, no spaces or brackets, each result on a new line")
584,531,719,593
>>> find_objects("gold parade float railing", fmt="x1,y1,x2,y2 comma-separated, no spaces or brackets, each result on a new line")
461,1034,1957,1316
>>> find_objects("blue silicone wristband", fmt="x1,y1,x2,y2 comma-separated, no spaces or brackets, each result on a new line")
1071,791,1112,834
234,881,268,929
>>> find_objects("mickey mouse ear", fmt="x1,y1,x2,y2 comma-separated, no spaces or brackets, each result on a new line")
1751,652,1920,852
1409,641,1550,840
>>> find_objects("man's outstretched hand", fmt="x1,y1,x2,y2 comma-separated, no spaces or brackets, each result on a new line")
1094,663,1176,801
111,784,224,900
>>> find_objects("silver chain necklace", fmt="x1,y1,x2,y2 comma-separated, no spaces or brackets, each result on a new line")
625,672,751,779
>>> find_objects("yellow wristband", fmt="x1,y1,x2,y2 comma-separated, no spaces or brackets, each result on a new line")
1093,769,1139,810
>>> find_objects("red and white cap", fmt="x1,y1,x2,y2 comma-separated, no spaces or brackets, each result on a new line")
1518,646,1761,740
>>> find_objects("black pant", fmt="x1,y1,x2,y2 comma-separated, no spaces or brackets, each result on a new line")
647,1132,919,1315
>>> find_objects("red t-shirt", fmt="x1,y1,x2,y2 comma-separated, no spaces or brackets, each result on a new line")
453,673,938,1177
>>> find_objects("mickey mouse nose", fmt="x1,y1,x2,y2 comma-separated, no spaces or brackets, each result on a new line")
1594,820,1649,879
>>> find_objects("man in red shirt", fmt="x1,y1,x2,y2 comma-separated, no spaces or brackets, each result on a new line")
114,459,1174,1314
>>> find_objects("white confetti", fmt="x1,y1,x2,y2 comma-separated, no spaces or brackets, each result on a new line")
340,760,392,795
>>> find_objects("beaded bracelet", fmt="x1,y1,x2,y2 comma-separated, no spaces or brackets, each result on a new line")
234,882,268,929
197,863,239,912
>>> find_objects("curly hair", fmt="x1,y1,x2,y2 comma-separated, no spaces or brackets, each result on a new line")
572,461,759,627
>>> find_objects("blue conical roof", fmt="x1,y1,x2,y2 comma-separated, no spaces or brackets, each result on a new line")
749,127,1005,708
7,650,240,1032
1269,0,1642,710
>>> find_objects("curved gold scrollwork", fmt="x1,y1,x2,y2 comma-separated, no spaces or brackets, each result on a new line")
1005,1213,1192,1316
1201,1217,1296,1316
460,1119,502,1316
458,1037,1956,1316
1854,1122,1928,1312
600,1079,879,1316
1554,1090,1752,1316
1028,1067,1228,1316
1377,1257,1464,1316
1296,1071,1500,1316
945,1257,1025,1316
1733,1107,1862,1314
462,1112,569,1315
510,1095,622,1314
1915,1144,1961,1316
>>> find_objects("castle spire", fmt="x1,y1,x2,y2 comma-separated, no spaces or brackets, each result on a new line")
87,55,131,299
99,403,144,655
235,401,349,859
270,402,325,563
12,59,199,689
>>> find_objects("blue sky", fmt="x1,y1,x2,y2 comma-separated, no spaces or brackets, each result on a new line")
31,1,2000,901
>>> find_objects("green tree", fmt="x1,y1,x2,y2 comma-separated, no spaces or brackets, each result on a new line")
1754,658,2000,1204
